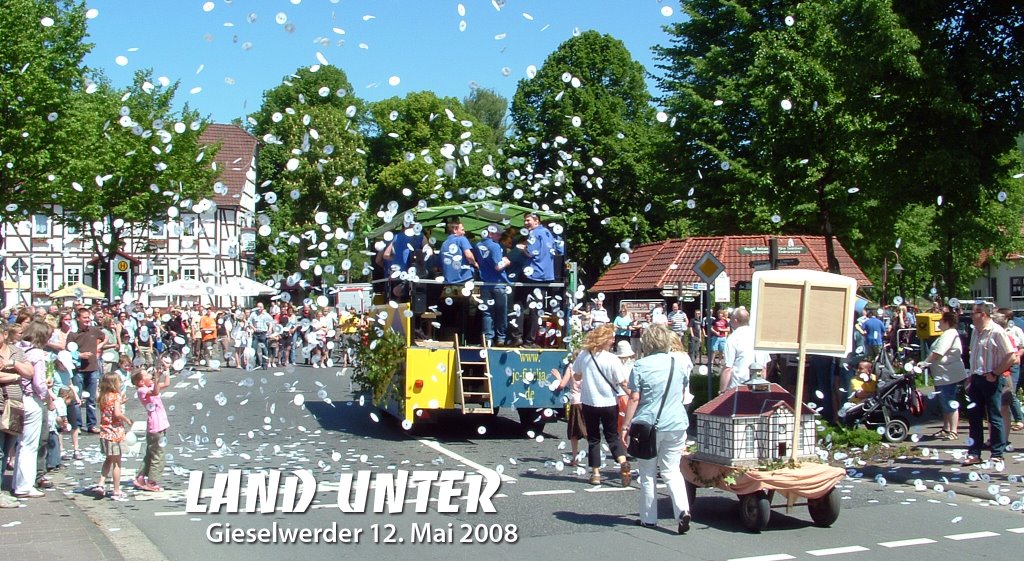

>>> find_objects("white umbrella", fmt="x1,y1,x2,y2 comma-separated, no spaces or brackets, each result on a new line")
148,278,216,297
213,276,279,297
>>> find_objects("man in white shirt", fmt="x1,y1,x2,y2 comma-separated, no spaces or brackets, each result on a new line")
590,300,610,327
720,307,771,392
667,303,688,343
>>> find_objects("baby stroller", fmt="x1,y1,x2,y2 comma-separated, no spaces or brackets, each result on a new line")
839,349,925,442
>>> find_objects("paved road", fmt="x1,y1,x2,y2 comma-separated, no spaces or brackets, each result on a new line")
45,364,1024,561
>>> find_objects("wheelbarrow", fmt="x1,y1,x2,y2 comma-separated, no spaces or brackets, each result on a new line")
680,454,846,532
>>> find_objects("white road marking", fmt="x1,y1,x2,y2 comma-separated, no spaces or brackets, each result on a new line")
187,373,203,380
945,531,1000,541
585,486,635,493
154,511,187,517
727,555,795,561
417,438,516,483
174,382,191,389
1007,527,1024,534
161,391,176,398
879,538,936,548
522,490,574,496
807,546,870,556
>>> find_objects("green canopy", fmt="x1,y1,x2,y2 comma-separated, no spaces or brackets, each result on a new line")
366,200,565,238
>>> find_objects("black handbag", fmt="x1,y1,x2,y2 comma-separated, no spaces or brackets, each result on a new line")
626,357,675,460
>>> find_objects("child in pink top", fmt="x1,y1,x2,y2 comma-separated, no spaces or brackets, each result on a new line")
131,368,170,492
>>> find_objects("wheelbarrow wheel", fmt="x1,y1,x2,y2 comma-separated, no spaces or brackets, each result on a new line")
685,479,697,510
884,418,909,443
739,490,771,532
808,487,841,527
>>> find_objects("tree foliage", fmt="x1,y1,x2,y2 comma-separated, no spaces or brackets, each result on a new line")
249,66,369,284
509,30,665,283
365,90,503,215
0,0,90,222
656,0,1024,298
58,72,218,265
462,87,509,147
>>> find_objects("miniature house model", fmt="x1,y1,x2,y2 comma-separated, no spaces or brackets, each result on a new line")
693,378,817,468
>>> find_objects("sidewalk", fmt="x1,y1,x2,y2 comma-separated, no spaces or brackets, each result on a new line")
0,478,124,561
835,416,1024,506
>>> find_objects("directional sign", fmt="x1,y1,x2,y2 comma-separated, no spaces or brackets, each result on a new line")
693,251,725,284
750,259,771,268
692,282,708,291
777,258,800,267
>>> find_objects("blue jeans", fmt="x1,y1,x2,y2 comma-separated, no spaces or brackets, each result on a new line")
480,284,508,343
73,370,99,430
966,374,1007,458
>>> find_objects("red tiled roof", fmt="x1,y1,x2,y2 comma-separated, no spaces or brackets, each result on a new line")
694,382,816,417
199,124,258,208
590,235,871,293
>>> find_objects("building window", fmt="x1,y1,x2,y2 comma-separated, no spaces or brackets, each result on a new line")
150,220,166,237
153,267,166,287
32,215,49,237
64,213,78,235
34,266,51,293
65,267,81,286
182,267,197,281
990,278,998,302
1012,277,1024,300
182,215,195,236
744,424,755,455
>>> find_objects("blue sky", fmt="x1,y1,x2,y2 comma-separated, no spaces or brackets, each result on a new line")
81,0,684,124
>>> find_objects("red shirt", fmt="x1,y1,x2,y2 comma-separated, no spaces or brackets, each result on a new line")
712,318,730,337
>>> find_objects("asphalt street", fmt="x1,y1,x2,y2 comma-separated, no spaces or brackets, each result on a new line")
31,364,1024,561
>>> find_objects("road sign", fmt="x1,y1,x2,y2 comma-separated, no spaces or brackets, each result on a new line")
11,258,28,275
714,272,731,303
693,251,725,284
750,258,799,269
776,258,800,267
692,282,708,291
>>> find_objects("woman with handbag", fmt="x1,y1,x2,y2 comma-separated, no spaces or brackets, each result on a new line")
572,324,631,486
0,319,34,506
12,320,52,498
621,324,694,534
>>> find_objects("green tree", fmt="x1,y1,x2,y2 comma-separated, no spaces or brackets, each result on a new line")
366,90,505,215
655,0,921,276
57,72,218,293
0,0,90,307
462,87,509,147
509,30,665,283
249,66,369,284
890,1,1024,293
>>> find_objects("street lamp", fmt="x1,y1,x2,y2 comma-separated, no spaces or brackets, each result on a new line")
930,274,945,306
882,250,903,308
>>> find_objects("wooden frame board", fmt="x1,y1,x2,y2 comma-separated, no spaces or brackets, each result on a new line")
749,270,857,358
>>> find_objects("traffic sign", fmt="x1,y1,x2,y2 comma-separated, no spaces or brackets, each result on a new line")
692,282,708,291
693,251,725,284
11,258,28,275
776,258,800,267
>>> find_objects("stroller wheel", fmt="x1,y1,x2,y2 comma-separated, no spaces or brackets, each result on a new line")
884,418,909,443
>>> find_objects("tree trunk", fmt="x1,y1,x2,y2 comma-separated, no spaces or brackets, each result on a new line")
817,186,841,274
945,228,956,298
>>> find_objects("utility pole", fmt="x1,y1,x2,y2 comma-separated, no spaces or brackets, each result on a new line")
769,237,779,270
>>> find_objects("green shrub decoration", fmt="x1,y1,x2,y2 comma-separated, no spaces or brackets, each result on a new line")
817,422,883,449
352,328,406,405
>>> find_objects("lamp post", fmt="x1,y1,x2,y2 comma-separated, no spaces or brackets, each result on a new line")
882,250,903,308
930,274,945,306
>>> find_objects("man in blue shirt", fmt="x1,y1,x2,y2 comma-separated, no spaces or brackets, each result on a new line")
440,220,478,344
474,224,511,346
862,308,885,361
383,222,430,302
520,213,560,347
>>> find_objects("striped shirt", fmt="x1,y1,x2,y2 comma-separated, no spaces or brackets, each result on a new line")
969,322,1015,375
668,311,688,334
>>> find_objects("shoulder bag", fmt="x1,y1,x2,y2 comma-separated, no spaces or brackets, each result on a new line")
626,357,675,460
1,385,24,436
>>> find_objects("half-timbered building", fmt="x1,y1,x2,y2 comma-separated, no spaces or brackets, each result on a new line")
1,124,258,308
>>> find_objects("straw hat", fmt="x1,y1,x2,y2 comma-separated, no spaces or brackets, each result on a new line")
614,341,635,358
